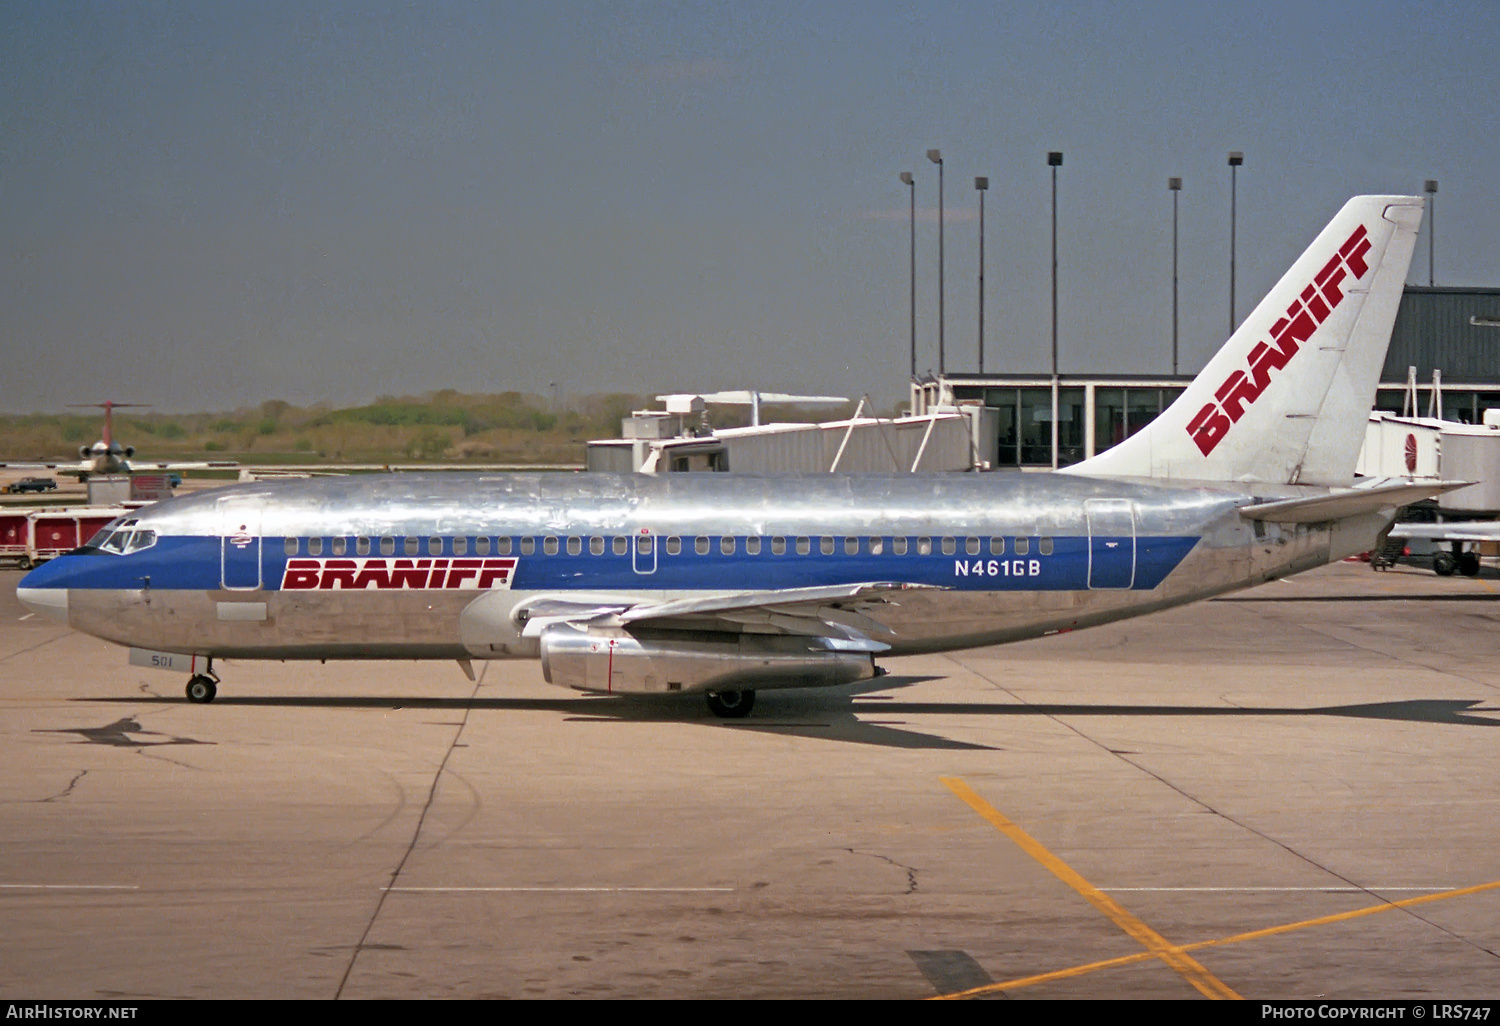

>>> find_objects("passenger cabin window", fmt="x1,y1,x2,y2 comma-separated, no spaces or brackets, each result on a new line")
428,537,443,556
819,537,834,556
941,537,956,555
567,537,581,556
521,538,535,555
746,536,761,555
612,537,627,556
893,537,908,555
720,537,735,555
1039,537,1054,555
332,538,347,556
666,537,682,556
476,537,491,555
966,537,981,556
453,537,467,555
796,537,811,556
917,537,932,556
498,537,513,556
543,536,559,555
844,537,858,555
308,538,323,556
695,537,709,556
380,538,395,556
990,537,1004,555
589,537,604,556
284,538,298,556
404,538,419,556
638,537,653,555
1014,537,1030,555
772,537,787,556
356,537,370,556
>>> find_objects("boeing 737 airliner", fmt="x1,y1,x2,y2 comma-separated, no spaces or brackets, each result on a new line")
17,195,1446,716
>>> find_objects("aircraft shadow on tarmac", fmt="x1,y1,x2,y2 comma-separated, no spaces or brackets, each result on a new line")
80,675,1500,750
1217,592,1500,603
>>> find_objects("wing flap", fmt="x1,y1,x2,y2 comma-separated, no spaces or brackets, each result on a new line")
513,581,938,646
614,581,933,624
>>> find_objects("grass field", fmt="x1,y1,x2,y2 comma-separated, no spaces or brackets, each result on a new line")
0,392,648,467
0,391,874,469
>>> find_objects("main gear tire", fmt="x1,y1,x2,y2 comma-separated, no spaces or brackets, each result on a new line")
705,689,755,719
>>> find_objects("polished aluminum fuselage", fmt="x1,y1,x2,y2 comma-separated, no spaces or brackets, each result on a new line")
26,471,1371,666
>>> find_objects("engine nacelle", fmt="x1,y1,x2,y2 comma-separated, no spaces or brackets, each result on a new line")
539,625,878,695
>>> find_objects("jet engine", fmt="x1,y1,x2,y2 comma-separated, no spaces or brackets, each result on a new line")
539,624,878,695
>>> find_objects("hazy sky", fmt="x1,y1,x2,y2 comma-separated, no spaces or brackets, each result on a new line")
3,1,1497,414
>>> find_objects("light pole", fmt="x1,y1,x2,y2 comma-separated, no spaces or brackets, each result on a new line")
1228,150,1243,335
900,171,916,379
927,148,944,375
1425,179,1438,286
1048,151,1062,468
1169,176,1182,376
975,175,988,374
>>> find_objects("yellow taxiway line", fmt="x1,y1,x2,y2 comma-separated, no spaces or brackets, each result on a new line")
938,775,1500,1000
941,776,1241,1000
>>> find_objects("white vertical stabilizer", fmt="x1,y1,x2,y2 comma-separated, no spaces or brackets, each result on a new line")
1064,196,1423,486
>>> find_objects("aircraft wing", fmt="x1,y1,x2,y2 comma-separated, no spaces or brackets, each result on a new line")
517,581,940,650
0,459,238,471
1238,479,1470,524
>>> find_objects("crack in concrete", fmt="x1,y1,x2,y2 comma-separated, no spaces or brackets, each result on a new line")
38,769,88,803
846,847,918,894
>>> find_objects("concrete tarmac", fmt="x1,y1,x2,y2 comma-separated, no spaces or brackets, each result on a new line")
2,561,1499,999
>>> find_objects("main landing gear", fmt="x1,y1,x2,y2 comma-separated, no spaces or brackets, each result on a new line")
705,689,755,719
1433,546,1481,578
185,660,219,704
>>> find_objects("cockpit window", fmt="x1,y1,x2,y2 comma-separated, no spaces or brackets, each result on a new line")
92,521,156,555
85,517,132,549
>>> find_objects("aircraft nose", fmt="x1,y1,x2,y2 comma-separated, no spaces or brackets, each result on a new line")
16,585,69,623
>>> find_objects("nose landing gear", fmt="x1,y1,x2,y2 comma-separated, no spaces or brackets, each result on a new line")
185,659,219,704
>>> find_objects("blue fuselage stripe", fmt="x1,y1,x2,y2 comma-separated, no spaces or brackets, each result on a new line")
27,534,1200,593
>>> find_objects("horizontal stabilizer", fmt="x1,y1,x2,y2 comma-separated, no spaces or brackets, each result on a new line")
1238,480,1469,524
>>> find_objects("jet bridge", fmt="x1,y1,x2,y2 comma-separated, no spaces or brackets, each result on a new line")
586,395,998,474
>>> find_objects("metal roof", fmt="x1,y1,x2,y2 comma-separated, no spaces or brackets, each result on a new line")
1383,287,1500,384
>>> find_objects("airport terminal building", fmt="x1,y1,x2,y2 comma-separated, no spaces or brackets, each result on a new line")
913,286,1500,468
